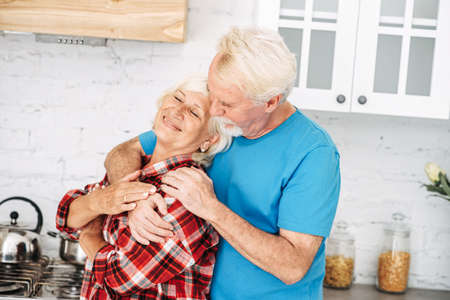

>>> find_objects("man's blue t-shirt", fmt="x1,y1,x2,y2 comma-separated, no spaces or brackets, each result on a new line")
139,109,340,300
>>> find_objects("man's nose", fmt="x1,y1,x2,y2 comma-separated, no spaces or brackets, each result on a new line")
209,98,224,116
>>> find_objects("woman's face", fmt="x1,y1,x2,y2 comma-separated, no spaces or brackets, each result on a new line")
153,89,212,154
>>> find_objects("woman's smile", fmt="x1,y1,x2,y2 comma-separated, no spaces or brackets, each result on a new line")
162,115,182,132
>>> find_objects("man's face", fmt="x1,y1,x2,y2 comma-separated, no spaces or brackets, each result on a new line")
207,54,266,137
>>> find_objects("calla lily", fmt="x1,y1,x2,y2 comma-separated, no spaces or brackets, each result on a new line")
424,162,445,184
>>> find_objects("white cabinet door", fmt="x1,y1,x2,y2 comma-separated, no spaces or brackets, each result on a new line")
257,0,450,119
352,0,450,119
258,0,360,112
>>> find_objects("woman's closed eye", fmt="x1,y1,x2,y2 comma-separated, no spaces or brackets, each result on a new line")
172,94,201,119
190,109,200,118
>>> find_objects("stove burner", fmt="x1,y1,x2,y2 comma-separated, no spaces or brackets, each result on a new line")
0,282,23,293
61,286,81,298
0,258,83,298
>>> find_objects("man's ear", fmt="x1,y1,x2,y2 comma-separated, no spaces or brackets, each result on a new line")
264,94,283,113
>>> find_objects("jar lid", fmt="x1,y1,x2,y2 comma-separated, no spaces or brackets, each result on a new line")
385,212,410,233
329,221,355,242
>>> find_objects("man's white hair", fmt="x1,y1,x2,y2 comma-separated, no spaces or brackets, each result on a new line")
215,27,297,104
156,75,234,167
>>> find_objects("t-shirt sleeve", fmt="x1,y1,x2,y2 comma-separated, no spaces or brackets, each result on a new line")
278,145,341,238
138,130,157,155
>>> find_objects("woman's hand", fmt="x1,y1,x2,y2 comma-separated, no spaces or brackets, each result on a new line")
128,193,174,244
90,170,157,215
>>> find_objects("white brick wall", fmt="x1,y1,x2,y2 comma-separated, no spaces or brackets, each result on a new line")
0,0,449,291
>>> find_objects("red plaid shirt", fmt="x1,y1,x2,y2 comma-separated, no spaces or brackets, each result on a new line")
56,154,219,299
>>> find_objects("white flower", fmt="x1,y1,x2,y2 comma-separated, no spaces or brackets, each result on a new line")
424,162,446,184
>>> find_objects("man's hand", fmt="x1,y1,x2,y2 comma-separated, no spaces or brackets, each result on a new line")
161,167,218,221
128,193,174,245
90,170,156,215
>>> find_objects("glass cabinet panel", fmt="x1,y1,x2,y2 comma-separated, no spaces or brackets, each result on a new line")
279,28,303,87
413,0,439,19
281,0,305,10
280,0,305,21
307,30,336,89
380,0,406,17
373,35,402,94
406,37,435,96
313,0,338,13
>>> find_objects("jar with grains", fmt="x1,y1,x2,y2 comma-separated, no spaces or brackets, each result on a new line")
324,221,355,289
376,212,411,294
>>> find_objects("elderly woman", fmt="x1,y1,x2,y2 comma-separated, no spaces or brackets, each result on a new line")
56,76,232,299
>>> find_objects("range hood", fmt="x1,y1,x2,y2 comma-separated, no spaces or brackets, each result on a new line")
0,0,187,43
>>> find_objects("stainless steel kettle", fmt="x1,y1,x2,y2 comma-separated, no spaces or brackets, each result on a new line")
0,196,43,263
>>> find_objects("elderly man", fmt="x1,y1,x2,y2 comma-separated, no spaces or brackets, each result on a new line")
104,27,340,299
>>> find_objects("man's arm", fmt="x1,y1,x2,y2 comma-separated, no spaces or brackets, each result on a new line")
209,200,322,284
104,135,173,242
161,145,340,284
105,136,145,184
161,167,323,285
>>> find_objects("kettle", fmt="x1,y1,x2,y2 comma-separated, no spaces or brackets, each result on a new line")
0,196,43,263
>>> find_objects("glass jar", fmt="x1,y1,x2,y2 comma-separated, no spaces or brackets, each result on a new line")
376,212,411,294
324,221,355,289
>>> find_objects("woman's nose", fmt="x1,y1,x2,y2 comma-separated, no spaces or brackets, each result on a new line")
173,105,185,120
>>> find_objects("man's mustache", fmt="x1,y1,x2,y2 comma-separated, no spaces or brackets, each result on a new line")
212,117,243,137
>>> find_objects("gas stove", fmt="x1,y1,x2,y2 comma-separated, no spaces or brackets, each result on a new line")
0,258,83,299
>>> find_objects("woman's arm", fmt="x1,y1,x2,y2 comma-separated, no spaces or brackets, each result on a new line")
87,201,218,296
56,171,156,238
79,216,107,260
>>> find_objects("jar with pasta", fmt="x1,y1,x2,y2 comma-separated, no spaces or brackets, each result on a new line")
324,221,355,289
376,212,411,294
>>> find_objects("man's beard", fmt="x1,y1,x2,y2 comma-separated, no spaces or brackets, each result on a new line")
212,116,243,137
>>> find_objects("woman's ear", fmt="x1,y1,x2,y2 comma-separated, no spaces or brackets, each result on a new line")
200,134,220,152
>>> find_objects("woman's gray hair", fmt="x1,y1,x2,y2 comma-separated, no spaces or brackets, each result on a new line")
156,75,234,167
215,27,297,104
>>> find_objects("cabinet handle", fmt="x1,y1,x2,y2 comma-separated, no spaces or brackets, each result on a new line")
336,94,346,104
358,95,367,105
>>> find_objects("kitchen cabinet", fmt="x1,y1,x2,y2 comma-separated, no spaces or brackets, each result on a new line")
0,0,187,43
257,0,450,119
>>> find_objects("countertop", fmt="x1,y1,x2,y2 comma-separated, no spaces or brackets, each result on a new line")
1,284,448,300
324,284,450,300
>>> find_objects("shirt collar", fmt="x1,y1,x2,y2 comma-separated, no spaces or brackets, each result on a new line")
141,154,194,177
